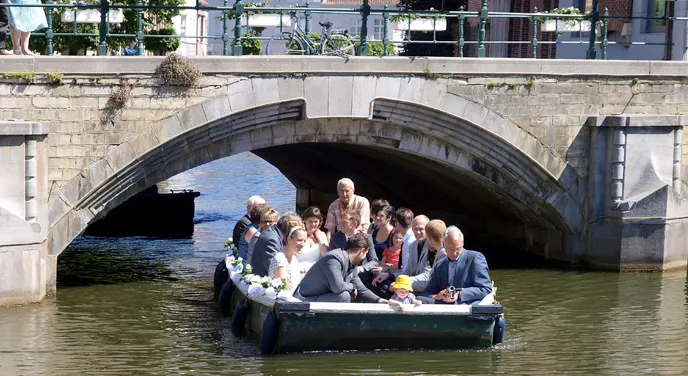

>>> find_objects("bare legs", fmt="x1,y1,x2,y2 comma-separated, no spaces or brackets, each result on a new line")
9,29,32,55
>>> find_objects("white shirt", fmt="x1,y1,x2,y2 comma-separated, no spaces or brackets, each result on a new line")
399,231,416,274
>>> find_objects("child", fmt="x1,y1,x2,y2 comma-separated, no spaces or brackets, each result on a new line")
389,275,422,307
380,230,403,273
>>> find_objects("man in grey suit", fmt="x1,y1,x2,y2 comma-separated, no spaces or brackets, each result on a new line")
419,226,492,305
294,233,393,304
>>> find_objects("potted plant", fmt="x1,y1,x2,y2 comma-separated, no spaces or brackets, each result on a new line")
60,8,124,24
390,11,446,32
539,7,591,32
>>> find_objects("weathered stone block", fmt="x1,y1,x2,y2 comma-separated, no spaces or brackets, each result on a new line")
352,76,376,118
227,79,256,112
201,95,232,122
328,76,354,117
252,78,280,105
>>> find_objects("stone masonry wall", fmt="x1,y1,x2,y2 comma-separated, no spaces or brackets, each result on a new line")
1,58,688,201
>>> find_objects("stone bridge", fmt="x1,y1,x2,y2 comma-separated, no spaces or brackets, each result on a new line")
2,56,688,305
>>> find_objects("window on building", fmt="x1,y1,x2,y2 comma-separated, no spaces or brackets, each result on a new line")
646,0,667,33
373,18,384,40
350,19,362,37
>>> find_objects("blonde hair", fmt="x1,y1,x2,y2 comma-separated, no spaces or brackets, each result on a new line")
342,210,361,226
260,208,279,223
425,219,447,243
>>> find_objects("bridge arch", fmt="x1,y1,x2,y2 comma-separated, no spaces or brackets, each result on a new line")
47,76,585,262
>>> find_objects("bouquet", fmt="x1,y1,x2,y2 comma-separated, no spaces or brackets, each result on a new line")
224,238,238,257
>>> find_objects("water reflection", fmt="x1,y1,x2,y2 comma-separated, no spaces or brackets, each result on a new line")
1,153,688,375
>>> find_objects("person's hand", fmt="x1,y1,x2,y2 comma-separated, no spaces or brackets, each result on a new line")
432,289,450,301
387,299,403,312
372,272,389,286
356,266,364,274
351,288,358,300
314,229,328,245
371,266,383,273
441,289,460,304
414,299,423,307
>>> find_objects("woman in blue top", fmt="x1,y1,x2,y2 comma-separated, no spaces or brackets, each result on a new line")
370,205,395,260
8,0,47,55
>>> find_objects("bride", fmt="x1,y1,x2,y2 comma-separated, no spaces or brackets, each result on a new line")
297,206,328,273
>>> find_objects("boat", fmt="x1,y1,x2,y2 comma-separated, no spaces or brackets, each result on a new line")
225,279,505,355
84,185,201,237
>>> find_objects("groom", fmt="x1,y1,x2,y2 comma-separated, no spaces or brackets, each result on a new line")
0,0,10,55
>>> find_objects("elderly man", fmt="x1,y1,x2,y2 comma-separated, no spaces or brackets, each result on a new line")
294,233,392,304
324,178,371,237
419,226,492,305
232,195,265,246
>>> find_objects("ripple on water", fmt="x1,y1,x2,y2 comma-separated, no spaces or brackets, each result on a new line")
2,154,688,375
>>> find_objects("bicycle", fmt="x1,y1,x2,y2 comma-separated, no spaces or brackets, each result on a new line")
266,11,356,56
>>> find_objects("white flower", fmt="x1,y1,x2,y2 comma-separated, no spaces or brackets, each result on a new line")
244,274,254,283
271,278,283,288
250,275,263,284
226,255,235,264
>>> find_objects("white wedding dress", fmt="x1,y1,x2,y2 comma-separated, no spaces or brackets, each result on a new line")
296,243,322,274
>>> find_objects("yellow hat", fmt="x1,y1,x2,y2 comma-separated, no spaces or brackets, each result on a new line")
391,275,413,292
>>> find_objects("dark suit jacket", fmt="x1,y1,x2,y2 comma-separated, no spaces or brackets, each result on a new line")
295,249,381,303
328,231,379,272
250,225,283,277
421,249,492,304
232,214,251,247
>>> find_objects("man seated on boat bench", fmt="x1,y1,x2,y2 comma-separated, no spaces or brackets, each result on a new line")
328,210,379,286
232,195,265,246
294,233,399,307
418,226,492,305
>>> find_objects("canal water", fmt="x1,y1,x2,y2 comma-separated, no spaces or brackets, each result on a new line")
2,153,688,375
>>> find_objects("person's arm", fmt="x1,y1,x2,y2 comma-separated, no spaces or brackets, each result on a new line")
359,233,379,272
314,229,329,255
352,273,383,303
323,257,355,294
359,199,371,232
458,253,492,304
324,202,337,235
420,260,442,298
244,227,257,243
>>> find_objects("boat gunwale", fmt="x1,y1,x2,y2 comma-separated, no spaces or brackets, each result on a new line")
232,280,503,316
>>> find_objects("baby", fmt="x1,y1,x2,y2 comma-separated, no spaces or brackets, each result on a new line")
389,275,422,310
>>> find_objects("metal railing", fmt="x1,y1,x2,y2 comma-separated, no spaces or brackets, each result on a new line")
0,0,682,59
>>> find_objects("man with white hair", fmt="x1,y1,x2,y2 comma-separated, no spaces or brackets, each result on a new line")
324,178,371,237
232,195,265,246
418,226,492,305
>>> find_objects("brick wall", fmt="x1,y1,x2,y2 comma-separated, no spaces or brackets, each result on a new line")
508,0,559,58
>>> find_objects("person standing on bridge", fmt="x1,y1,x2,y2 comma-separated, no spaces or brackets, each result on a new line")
232,195,264,247
0,0,10,55
7,0,47,55
324,178,371,239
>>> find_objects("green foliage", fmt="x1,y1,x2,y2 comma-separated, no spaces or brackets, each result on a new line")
45,72,64,85
422,68,439,80
108,0,185,52
524,76,536,88
389,11,445,22
144,28,181,54
487,82,500,89
630,77,639,86
682,77,688,85
241,31,264,56
89,76,102,85
1,73,37,84
155,53,202,87
355,41,395,57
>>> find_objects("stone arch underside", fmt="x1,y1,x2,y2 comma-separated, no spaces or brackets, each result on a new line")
48,77,585,262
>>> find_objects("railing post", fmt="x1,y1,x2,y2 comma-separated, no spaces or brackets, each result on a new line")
222,0,229,55
46,0,53,55
601,8,609,59
304,0,311,55
382,5,389,56
233,0,244,56
136,0,144,55
586,0,599,59
458,5,465,57
477,0,487,57
97,0,109,56
359,0,370,56
531,6,538,58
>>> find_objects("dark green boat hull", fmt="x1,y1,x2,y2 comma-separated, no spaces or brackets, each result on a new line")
229,281,500,354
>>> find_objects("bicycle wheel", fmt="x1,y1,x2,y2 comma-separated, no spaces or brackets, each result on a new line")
267,33,305,55
321,34,356,57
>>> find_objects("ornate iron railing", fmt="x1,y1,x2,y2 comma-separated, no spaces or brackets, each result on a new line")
0,0,681,59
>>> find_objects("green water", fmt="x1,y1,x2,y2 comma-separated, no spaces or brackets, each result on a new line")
2,154,687,375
